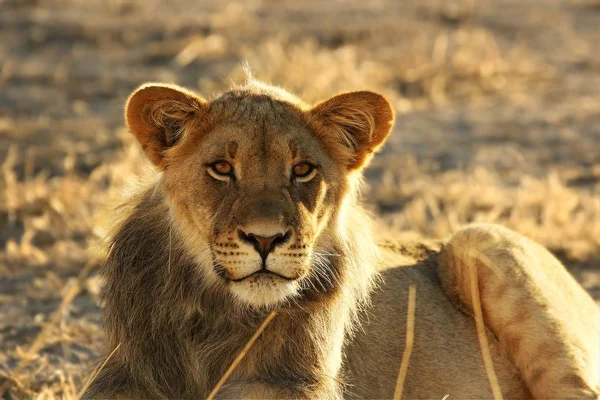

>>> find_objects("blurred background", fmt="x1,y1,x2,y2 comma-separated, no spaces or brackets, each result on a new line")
1,0,599,397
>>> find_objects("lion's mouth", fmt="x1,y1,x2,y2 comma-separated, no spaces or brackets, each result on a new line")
223,267,297,282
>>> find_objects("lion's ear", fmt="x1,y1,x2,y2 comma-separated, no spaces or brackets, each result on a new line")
308,91,394,170
125,83,208,169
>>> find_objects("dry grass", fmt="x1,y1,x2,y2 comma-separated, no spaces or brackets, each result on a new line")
206,311,278,400
374,168,600,263
1,0,599,398
468,259,503,400
392,285,416,400
76,342,121,399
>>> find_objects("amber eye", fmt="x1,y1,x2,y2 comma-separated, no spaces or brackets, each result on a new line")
293,163,311,176
213,161,232,175
208,161,234,181
293,162,317,182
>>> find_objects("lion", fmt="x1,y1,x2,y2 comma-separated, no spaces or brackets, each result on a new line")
83,79,599,399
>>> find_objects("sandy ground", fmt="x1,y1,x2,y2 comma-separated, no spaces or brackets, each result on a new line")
0,0,599,397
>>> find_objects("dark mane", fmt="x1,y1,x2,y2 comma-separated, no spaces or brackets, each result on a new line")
84,184,374,398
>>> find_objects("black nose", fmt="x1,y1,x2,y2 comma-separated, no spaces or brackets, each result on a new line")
238,230,291,261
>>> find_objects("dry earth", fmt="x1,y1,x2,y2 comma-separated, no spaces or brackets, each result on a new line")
0,0,599,397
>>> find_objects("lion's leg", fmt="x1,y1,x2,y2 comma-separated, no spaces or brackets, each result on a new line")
439,224,599,399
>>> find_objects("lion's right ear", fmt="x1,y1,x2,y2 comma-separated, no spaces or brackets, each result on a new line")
125,83,208,169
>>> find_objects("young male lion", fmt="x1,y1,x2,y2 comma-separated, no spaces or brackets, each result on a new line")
84,80,599,399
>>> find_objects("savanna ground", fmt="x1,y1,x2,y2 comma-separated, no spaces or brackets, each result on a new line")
0,0,599,398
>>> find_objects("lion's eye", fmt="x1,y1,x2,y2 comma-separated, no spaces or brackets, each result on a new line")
208,161,234,181
293,162,317,182
213,161,232,175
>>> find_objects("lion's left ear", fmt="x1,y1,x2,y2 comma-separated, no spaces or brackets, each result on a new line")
308,91,394,170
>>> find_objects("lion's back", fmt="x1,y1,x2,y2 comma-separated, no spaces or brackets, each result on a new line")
343,240,527,398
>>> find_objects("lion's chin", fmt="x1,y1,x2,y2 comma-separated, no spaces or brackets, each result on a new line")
229,275,300,308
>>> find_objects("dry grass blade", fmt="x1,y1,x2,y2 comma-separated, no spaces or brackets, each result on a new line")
206,311,277,400
469,259,503,400
0,260,96,397
393,285,417,400
76,342,122,399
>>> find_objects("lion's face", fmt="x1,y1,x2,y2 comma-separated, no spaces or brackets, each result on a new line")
164,100,344,306
125,82,393,307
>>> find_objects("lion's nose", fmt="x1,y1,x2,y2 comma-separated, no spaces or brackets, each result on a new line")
238,229,291,261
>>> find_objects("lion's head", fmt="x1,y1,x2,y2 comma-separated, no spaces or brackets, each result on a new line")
125,80,393,307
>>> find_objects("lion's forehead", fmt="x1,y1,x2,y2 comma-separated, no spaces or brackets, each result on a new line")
211,91,304,124
176,92,338,182
198,122,331,179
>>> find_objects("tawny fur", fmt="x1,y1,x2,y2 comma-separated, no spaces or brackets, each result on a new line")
84,80,599,399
